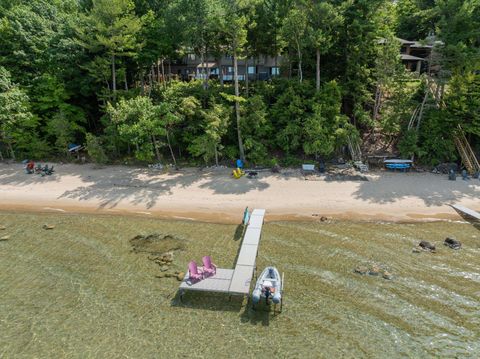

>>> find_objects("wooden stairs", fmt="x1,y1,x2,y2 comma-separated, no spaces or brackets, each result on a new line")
454,126,480,175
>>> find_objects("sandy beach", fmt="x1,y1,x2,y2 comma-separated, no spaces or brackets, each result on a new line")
0,163,479,222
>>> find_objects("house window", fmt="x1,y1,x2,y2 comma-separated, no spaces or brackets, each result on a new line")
247,66,256,74
188,54,196,61
271,67,280,75
211,68,219,75
227,66,233,73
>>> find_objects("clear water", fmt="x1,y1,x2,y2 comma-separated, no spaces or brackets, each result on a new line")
1,212,479,358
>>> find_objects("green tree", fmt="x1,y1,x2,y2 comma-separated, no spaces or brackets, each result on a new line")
86,133,109,164
188,103,230,165
221,0,250,161
308,2,343,91
76,0,143,95
107,96,179,162
0,67,39,160
241,94,271,163
281,6,308,82
303,81,353,157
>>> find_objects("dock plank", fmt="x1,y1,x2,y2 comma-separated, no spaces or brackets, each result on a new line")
179,268,234,293
452,204,480,220
229,265,255,294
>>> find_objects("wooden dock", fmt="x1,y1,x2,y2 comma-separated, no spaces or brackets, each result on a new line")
451,204,480,220
179,209,265,297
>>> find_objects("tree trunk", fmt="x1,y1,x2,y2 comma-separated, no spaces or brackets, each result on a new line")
161,59,165,85
245,57,249,97
168,60,171,82
152,135,161,162
288,53,292,79
8,141,15,160
296,42,303,82
200,51,204,84
214,145,219,167
373,85,382,121
217,56,224,88
111,54,116,94
316,48,321,91
140,72,145,95
148,66,154,97
157,59,161,83
416,90,429,131
233,48,245,161
166,129,177,168
124,69,128,90
205,47,210,90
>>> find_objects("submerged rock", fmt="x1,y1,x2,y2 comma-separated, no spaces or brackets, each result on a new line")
43,224,55,230
354,266,368,275
382,271,393,280
160,265,169,272
369,265,381,276
156,273,167,278
444,237,461,250
412,248,421,253
161,252,174,262
0,225,6,230
320,216,328,222
419,240,436,252
177,272,185,281
0,235,10,241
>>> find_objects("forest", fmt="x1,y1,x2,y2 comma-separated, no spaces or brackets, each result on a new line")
0,0,479,167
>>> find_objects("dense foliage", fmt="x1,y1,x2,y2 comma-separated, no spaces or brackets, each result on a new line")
0,0,479,166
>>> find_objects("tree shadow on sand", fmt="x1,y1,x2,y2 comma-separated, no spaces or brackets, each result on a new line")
199,176,270,195
0,164,62,186
353,173,480,207
54,166,206,210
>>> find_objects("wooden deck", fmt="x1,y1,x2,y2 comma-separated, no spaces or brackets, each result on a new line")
179,209,265,297
179,269,234,293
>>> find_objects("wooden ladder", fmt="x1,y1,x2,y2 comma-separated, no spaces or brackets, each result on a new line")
454,126,480,175
347,136,362,162
347,136,368,172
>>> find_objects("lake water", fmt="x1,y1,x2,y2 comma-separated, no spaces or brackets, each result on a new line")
1,212,479,358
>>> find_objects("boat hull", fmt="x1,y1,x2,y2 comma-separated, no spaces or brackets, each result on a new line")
252,266,282,305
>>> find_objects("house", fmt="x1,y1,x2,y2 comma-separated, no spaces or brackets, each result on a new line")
378,37,435,74
169,54,281,81
398,38,433,74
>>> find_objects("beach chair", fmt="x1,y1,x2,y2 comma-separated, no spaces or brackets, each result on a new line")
202,256,217,277
188,261,204,283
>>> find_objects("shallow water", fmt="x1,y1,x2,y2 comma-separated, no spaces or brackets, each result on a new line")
0,212,479,358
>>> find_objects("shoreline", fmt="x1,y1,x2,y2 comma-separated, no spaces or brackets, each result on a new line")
1,163,478,224
0,203,463,224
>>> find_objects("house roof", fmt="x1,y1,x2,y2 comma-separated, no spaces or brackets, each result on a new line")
197,62,217,69
411,41,433,49
400,54,425,61
397,37,416,45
